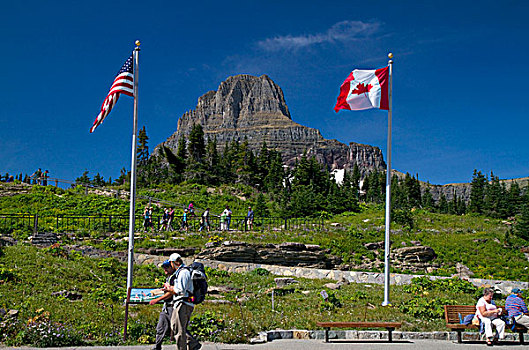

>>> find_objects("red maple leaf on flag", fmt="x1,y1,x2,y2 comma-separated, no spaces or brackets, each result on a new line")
351,83,373,95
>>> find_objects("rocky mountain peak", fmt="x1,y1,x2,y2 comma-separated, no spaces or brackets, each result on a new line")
154,74,386,173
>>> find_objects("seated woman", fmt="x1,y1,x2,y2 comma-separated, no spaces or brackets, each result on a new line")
476,287,505,345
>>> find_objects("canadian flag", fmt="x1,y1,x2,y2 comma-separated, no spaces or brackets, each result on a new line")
334,66,389,112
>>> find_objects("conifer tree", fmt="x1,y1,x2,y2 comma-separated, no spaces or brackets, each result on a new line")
469,169,487,214
177,135,187,161
514,192,529,240
92,173,105,187
438,193,448,214
422,184,435,211
188,123,206,163
137,126,149,166
75,171,91,185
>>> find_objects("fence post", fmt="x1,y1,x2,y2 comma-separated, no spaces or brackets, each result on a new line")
33,214,38,234
284,218,287,231
56,215,59,231
109,216,112,232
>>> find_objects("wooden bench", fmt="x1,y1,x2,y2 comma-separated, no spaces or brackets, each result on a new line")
316,321,402,342
444,305,527,344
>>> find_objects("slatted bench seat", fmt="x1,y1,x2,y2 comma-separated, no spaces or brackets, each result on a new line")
316,321,402,342
444,305,527,344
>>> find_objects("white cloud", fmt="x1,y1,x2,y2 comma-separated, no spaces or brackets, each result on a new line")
257,20,382,52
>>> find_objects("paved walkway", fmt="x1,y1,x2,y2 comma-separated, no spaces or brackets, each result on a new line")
2,339,528,350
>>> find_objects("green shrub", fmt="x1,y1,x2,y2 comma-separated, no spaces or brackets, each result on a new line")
89,283,126,303
0,265,18,283
399,295,456,319
188,311,224,341
250,268,270,276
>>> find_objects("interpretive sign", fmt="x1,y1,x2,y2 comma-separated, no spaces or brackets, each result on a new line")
128,288,164,304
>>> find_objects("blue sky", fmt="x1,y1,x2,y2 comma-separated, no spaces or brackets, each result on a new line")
1,0,528,185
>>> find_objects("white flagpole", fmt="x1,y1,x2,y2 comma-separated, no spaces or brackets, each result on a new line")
126,40,141,291
382,52,393,306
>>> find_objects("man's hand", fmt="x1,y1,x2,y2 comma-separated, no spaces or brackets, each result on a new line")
162,283,174,293
149,299,158,305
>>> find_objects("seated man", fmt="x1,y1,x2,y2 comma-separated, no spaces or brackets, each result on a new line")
505,288,529,329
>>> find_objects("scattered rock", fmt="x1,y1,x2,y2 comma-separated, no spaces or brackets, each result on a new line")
452,263,474,279
31,232,58,246
204,299,233,304
0,235,17,247
324,283,341,290
208,285,241,294
51,290,83,300
7,309,19,318
364,241,384,250
274,277,299,287
330,223,341,227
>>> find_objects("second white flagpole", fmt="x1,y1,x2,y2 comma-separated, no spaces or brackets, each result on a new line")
126,40,141,292
382,52,393,306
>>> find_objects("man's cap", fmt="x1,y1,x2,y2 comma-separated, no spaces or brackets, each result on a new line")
168,253,181,262
512,288,523,294
161,260,171,269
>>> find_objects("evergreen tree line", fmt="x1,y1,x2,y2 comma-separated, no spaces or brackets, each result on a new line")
65,125,529,234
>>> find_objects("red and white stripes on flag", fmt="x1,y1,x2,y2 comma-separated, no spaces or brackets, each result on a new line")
334,66,389,112
90,54,134,133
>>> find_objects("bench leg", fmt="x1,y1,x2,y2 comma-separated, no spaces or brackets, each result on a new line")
324,327,329,343
387,327,395,342
518,332,525,345
457,330,462,343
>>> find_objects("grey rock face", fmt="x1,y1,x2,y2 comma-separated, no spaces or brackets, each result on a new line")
391,245,439,272
153,74,386,173
196,241,341,269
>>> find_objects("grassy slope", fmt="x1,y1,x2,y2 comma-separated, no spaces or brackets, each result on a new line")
1,244,483,346
1,183,528,282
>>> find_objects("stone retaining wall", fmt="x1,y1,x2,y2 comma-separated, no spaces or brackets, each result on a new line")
191,258,528,294
131,253,529,293
255,329,529,343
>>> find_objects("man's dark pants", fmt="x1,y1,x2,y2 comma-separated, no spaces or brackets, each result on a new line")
154,305,173,350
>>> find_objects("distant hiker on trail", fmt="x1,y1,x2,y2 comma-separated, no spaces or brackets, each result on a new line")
188,202,195,216
162,253,201,350
246,206,254,230
143,206,153,232
149,260,176,350
167,207,175,231
199,208,210,232
31,168,42,185
42,170,49,186
181,209,189,231
160,208,169,231
222,206,232,231
220,211,227,231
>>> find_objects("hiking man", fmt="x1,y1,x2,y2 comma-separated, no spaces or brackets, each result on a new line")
199,208,210,232
505,288,529,329
149,260,177,350
246,206,254,230
162,253,201,350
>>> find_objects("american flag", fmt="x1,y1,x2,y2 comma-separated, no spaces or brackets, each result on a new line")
90,54,134,133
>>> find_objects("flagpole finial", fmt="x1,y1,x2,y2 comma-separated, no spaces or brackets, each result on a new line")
388,52,393,59
135,40,141,47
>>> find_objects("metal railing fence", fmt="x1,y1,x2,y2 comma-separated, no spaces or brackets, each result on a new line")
0,213,324,234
